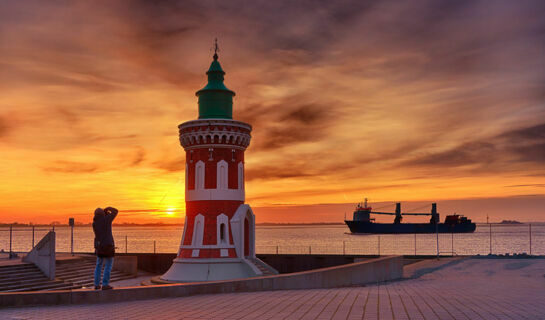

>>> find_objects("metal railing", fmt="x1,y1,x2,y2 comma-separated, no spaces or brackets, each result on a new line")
0,223,541,257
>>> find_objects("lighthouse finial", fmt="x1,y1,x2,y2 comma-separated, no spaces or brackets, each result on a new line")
212,38,219,60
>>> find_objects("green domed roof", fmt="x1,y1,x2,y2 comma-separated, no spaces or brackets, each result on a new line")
195,53,235,119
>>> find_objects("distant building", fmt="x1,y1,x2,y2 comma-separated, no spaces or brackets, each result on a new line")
161,48,275,282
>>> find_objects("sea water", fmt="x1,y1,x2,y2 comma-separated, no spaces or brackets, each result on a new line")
1,223,543,256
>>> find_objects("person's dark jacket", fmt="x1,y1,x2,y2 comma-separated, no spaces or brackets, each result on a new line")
93,207,118,257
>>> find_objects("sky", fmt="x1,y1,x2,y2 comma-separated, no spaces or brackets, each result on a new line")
0,0,544,224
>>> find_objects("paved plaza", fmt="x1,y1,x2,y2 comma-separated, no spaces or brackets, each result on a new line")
1,258,544,319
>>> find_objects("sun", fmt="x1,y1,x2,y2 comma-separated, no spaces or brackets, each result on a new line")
165,207,176,216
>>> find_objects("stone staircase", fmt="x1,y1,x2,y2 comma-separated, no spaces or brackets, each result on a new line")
248,258,278,276
55,257,135,289
0,257,136,292
0,263,78,292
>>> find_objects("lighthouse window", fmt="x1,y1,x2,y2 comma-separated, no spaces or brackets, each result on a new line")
231,149,235,162
217,160,228,190
189,150,194,163
220,223,226,241
208,148,213,161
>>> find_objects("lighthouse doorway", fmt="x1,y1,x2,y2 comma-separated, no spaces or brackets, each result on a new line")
244,217,250,257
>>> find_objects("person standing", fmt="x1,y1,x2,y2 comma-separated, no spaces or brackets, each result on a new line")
92,206,118,290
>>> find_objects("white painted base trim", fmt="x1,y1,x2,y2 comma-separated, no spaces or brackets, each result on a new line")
186,188,244,201
173,258,241,263
161,259,260,282
181,245,235,249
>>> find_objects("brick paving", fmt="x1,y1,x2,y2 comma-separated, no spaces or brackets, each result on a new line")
1,258,544,319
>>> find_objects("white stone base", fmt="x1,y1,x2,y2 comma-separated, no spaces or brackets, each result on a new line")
160,258,259,282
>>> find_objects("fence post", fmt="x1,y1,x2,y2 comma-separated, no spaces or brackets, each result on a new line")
70,224,74,256
153,240,156,254
309,245,311,255
414,233,417,256
276,245,278,255
377,235,380,256
529,223,532,256
32,225,35,249
451,232,454,256
489,223,492,255
343,240,346,255
9,225,12,258
125,235,128,253
436,222,439,259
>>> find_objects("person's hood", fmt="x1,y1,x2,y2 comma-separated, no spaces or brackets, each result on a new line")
94,208,105,221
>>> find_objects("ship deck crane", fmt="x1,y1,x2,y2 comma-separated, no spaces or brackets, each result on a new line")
369,203,439,224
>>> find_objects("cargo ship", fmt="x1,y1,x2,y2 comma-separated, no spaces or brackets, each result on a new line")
345,199,476,234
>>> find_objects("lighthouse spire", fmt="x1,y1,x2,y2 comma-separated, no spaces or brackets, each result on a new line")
213,37,219,61
195,38,235,119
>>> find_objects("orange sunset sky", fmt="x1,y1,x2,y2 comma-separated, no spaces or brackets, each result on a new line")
1,1,544,224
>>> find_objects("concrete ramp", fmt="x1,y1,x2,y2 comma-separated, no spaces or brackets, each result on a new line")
23,231,55,280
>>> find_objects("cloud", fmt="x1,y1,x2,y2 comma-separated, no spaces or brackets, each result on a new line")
128,148,146,166
404,122,545,169
0,116,10,138
404,141,497,167
239,99,338,151
501,123,545,141
153,157,186,172
506,184,545,188
41,160,101,173
246,165,314,181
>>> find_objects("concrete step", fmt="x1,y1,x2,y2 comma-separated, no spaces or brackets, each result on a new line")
0,272,46,283
0,280,66,292
0,272,47,283
248,258,277,276
0,275,50,287
56,265,96,272
0,264,36,272
0,262,35,268
4,281,79,292
61,271,127,284
56,264,96,272
72,274,135,287
55,268,99,278
0,266,42,277
0,269,44,279
56,261,96,268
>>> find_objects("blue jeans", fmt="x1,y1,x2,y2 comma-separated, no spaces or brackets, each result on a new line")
94,256,114,287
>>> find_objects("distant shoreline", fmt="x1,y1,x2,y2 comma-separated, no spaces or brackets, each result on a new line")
0,222,347,227
0,221,542,227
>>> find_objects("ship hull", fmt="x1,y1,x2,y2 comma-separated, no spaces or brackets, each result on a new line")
345,221,476,234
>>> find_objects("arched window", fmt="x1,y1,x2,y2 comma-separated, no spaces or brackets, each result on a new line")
238,162,244,190
217,160,228,190
220,223,226,242
217,214,229,246
195,161,205,190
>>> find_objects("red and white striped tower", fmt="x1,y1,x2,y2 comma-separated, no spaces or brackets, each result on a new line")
161,47,275,282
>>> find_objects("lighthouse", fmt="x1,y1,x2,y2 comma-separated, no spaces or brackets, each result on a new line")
161,46,276,282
